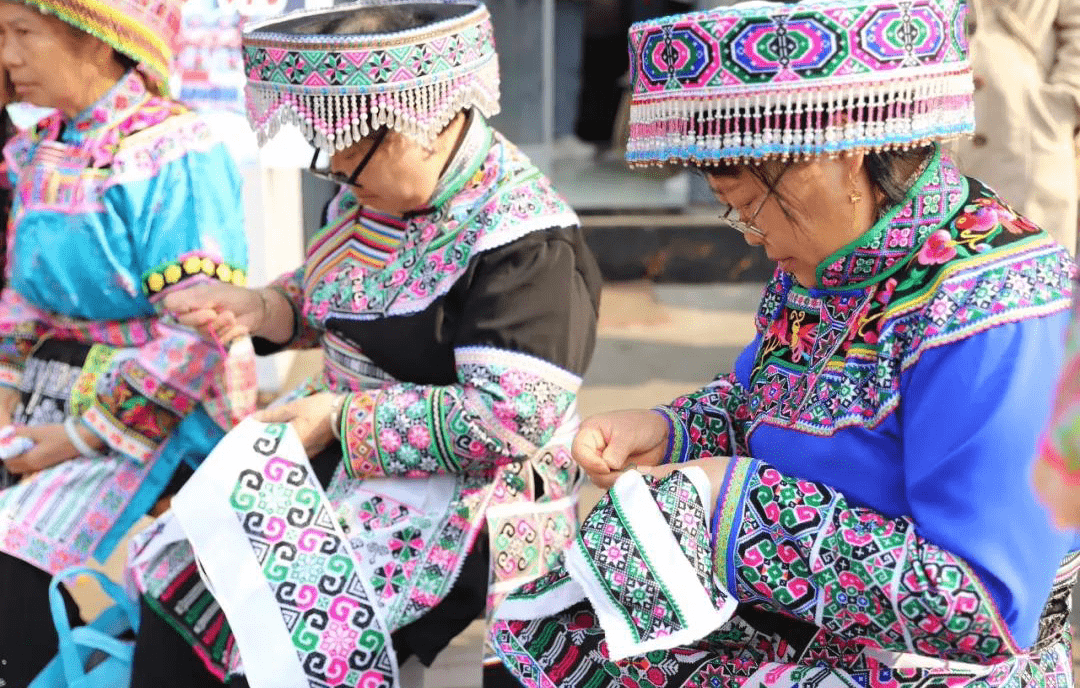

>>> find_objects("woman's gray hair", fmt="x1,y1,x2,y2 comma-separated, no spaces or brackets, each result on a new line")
289,5,450,36
863,146,936,207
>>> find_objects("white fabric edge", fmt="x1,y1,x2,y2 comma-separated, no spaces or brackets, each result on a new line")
566,469,736,661
491,573,587,620
171,419,323,688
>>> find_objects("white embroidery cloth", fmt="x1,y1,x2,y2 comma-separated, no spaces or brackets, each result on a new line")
171,418,399,688
494,466,737,660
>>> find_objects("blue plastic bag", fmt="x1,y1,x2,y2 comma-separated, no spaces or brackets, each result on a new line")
28,567,140,688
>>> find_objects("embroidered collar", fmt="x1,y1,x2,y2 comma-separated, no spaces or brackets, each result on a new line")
427,111,493,211
332,111,492,227
65,71,151,142
813,146,970,292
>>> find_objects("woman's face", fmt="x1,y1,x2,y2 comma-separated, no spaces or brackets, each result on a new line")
0,2,112,115
328,123,457,215
705,154,873,288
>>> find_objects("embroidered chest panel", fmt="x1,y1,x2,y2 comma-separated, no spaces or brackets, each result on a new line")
746,176,1074,437
8,95,187,219
301,134,577,325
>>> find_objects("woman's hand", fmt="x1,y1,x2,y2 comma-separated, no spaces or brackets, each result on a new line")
254,393,341,457
0,386,20,427
163,283,293,345
1033,456,1080,529
639,456,730,516
573,409,670,488
4,423,101,475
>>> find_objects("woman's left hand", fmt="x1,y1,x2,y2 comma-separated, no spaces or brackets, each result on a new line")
254,392,340,457
638,455,731,517
4,424,82,475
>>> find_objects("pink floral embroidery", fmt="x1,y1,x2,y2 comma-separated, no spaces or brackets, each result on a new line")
916,229,957,265
407,425,431,449
379,429,402,452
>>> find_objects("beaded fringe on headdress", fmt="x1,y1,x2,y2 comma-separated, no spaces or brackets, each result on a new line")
242,1,500,150
626,0,974,166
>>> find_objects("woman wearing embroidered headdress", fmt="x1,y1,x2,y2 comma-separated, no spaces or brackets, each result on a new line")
126,2,601,687
490,0,1080,685
0,0,251,684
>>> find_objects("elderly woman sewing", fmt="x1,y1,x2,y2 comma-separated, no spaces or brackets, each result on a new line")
126,3,601,687
491,0,1080,686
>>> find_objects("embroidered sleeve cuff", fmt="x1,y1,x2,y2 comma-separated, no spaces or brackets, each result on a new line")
710,455,759,595
81,404,155,463
80,359,189,464
653,406,689,465
143,251,247,303
341,392,385,479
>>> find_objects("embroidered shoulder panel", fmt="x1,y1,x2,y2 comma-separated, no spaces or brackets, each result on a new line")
109,110,220,186
6,97,191,217
748,176,1074,436
303,131,579,324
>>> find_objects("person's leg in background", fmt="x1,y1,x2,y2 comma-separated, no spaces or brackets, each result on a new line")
553,0,595,158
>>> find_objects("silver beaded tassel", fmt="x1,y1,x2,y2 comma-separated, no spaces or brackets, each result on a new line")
244,58,501,152
625,68,974,166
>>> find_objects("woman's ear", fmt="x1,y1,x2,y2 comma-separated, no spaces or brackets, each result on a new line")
842,150,867,183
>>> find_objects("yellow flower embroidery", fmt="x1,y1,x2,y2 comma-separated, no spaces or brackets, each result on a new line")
164,264,182,284
147,273,165,292
231,269,246,286
217,264,232,282
201,258,216,275
183,256,202,274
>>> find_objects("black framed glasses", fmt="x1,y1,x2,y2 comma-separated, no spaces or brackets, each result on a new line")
308,128,389,188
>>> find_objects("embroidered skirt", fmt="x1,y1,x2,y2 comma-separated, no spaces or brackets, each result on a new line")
0,338,206,574
490,469,1079,688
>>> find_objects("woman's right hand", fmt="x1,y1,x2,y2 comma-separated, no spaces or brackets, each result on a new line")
572,409,670,488
163,283,271,344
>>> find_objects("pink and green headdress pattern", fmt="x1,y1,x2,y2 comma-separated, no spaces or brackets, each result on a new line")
626,0,974,166
242,0,500,151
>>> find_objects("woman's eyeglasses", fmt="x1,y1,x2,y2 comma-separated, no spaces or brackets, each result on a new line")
308,128,389,188
700,166,788,239
718,190,770,239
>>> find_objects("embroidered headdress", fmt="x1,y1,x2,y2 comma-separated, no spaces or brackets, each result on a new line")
19,0,180,95
242,0,500,151
626,0,973,166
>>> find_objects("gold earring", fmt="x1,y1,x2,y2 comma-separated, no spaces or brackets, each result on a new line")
849,186,863,232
